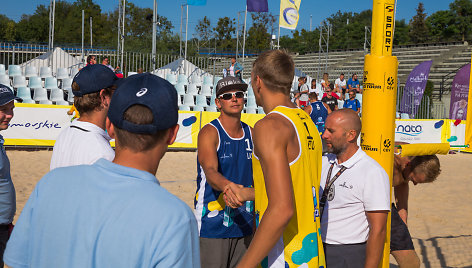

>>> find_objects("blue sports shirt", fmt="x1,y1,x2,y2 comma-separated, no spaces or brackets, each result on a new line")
0,134,15,225
309,101,328,135
4,159,200,268
194,119,254,238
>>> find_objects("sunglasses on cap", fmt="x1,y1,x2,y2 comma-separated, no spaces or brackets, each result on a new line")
218,91,245,100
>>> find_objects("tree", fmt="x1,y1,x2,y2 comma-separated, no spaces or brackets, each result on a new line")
449,0,472,41
213,17,235,50
246,13,276,51
408,3,429,44
195,16,212,41
0,15,16,41
394,19,410,45
426,10,459,42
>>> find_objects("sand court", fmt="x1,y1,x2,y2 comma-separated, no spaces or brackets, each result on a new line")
6,150,472,267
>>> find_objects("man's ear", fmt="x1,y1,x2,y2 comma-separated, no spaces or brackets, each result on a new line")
106,117,115,139
167,124,180,145
100,89,111,108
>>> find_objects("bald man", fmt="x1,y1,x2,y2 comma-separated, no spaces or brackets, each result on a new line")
320,109,390,268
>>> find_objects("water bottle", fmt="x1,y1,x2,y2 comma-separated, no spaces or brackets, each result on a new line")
223,206,233,227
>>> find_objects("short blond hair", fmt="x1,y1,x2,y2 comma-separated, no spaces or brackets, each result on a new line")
252,50,294,95
410,155,441,183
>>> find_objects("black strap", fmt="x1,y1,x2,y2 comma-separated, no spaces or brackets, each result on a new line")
319,163,347,219
70,125,90,132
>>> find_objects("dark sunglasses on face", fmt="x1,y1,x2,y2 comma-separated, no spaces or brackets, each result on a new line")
218,91,245,100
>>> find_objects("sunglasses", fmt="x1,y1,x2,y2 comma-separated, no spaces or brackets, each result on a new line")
218,91,245,100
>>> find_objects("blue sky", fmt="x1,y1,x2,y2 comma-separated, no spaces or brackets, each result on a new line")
2,0,455,37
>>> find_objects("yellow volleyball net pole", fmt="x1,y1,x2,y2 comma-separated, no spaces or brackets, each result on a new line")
465,52,472,153
361,0,398,266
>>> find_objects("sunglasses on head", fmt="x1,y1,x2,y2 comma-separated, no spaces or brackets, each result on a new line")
218,91,245,100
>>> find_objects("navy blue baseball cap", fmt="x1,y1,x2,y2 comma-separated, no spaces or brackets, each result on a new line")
108,73,178,134
72,64,118,97
0,84,22,106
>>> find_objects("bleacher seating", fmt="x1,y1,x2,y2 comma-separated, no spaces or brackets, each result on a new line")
50,88,65,102
177,74,188,85
182,94,195,108
0,64,5,75
0,75,10,86
8,65,22,78
44,77,59,90
28,77,42,89
61,78,72,89
39,67,53,79
200,85,212,96
175,83,186,95
166,73,177,85
25,66,38,78
12,76,27,89
56,68,69,80
187,84,198,95
195,95,208,108
33,88,48,102
16,87,32,101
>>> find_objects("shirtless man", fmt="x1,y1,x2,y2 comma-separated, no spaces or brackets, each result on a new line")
391,145,441,268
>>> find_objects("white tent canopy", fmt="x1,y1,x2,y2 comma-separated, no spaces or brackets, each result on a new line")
154,58,208,78
20,47,82,75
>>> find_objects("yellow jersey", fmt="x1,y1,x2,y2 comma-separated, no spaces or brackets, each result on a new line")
253,106,325,268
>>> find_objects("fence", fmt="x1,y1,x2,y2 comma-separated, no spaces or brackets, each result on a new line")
395,85,447,119
0,42,230,78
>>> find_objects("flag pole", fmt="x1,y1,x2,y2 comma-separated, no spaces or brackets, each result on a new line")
185,4,188,61
277,24,280,49
242,5,247,63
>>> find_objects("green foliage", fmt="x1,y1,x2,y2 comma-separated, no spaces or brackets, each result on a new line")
195,16,212,41
246,13,276,51
426,10,459,42
213,17,235,50
424,80,434,97
1,0,471,55
409,3,429,43
449,0,472,41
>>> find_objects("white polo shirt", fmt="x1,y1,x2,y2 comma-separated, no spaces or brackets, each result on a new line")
335,78,346,92
50,120,115,170
320,148,390,244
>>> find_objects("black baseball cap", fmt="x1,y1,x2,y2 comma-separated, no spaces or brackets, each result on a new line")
107,73,178,134
72,64,118,97
0,84,22,105
215,77,248,96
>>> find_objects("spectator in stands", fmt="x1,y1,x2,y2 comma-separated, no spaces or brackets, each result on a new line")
291,89,301,107
321,73,331,92
335,73,347,100
304,92,331,135
227,56,243,81
310,79,323,101
102,57,120,73
322,88,338,112
343,89,361,115
298,77,309,107
347,73,361,93
86,55,97,66
0,84,21,268
50,64,118,170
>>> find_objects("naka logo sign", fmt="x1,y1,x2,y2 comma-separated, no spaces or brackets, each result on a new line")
395,124,423,136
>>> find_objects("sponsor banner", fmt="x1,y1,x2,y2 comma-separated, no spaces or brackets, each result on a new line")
449,63,469,120
170,111,201,149
247,0,268,12
394,119,446,144
399,61,433,118
3,104,201,149
448,120,466,147
3,103,71,146
382,3,395,54
279,0,301,30
200,112,265,129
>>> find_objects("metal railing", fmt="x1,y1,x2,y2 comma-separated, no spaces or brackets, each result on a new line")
0,42,231,78
396,85,446,119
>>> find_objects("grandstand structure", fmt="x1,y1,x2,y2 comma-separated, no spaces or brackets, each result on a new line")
0,41,470,117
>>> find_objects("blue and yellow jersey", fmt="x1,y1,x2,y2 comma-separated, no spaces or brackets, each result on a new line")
194,119,254,238
253,106,326,267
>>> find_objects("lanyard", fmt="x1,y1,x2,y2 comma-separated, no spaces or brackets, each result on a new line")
319,163,347,219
